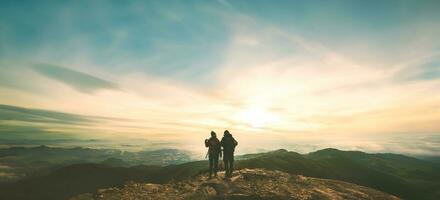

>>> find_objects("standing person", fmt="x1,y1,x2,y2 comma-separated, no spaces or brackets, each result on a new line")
205,131,221,178
221,130,238,178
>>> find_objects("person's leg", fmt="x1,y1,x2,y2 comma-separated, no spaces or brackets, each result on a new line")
229,157,234,176
225,152,233,176
213,153,219,176
223,159,229,177
209,156,213,178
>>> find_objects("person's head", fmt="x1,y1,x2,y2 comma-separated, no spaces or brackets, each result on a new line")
210,131,216,137
224,130,230,136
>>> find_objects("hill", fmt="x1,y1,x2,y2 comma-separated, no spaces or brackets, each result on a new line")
72,169,400,200
236,148,440,200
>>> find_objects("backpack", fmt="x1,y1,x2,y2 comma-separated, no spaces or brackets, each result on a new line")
206,137,220,153
222,136,237,152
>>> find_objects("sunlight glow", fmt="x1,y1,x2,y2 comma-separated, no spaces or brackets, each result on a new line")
235,106,279,128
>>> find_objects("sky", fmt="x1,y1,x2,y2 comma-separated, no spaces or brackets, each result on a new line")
1,0,440,156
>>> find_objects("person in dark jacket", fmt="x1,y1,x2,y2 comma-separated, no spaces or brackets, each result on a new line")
205,131,222,178
220,130,238,178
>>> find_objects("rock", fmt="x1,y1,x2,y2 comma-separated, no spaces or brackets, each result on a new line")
71,168,401,200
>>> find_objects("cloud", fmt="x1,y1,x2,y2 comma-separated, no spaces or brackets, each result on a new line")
0,124,64,140
0,104,136,142
0,104,94,125
396,55,440,81
32,64,118,93
0,104,98,141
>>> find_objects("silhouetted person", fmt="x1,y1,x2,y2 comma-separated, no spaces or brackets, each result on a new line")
221,130,238,178
205,131,222,178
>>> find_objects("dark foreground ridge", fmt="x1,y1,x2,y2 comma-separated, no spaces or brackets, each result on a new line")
71,168,400,200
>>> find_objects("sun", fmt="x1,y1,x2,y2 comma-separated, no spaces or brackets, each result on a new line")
236,107,279,128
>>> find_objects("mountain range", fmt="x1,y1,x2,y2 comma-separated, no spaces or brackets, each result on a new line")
0,147,439,200
0,145,192,182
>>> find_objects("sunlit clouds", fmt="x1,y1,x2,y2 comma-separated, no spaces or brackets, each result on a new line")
1,0,440,156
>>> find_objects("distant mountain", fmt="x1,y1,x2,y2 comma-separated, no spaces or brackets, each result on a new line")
236,148,440,200
72,169,400,200
0,146,192,182
1,148,439,200
99,158,126,167
0,145,192,166
418,155,440,165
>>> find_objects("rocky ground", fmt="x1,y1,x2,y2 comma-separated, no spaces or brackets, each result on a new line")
71,168,401,200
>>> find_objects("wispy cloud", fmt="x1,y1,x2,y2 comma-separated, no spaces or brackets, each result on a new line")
0,104,100,142
0,104,94,125
395,54,440,81
32,64,118,93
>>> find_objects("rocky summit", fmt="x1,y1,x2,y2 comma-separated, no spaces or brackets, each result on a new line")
72,168,401,200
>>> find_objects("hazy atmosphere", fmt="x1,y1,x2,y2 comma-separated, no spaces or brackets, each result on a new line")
1,0,440,156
